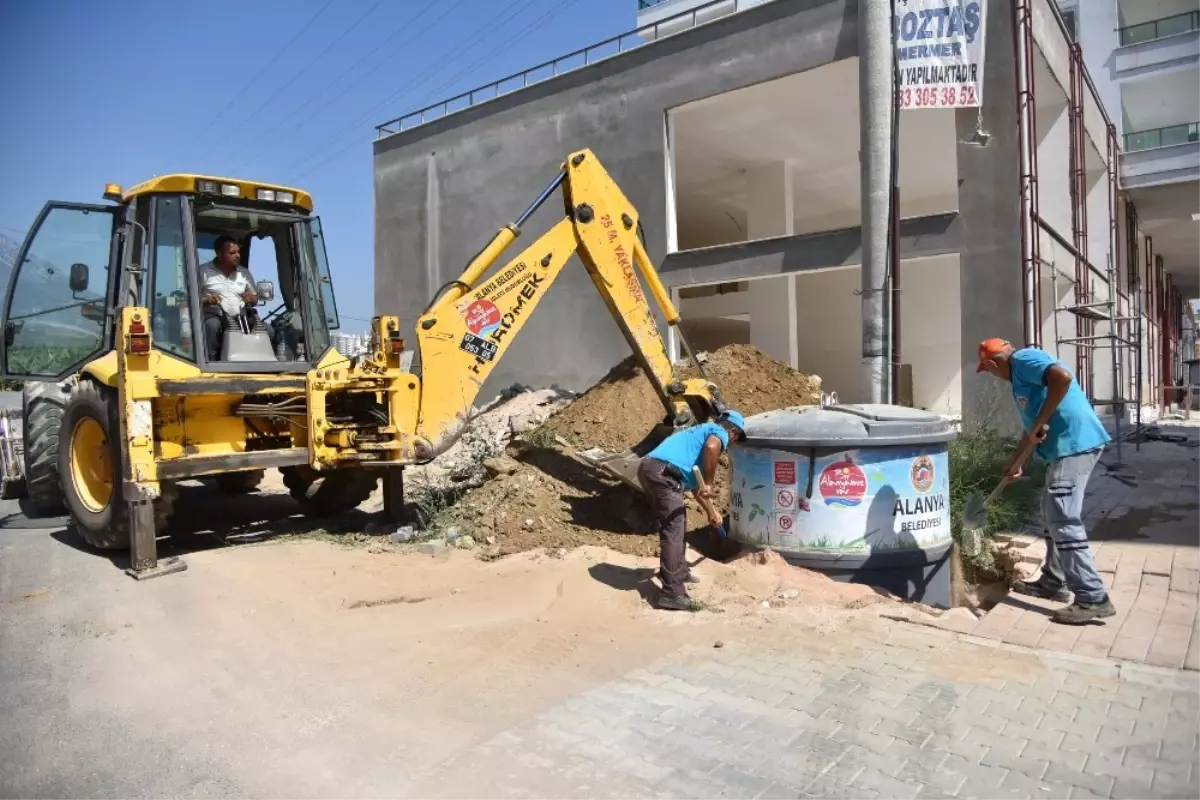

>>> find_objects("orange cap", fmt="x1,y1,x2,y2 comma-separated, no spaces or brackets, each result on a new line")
976,338,1012,372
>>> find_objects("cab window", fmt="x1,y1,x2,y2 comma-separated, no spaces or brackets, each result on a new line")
3,204,115,378
149,197,194,359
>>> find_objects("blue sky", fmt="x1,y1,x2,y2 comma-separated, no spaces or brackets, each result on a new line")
0,0,630,330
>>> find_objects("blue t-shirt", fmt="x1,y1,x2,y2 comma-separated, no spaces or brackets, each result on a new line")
646,422,730,491
1010,347,1110,461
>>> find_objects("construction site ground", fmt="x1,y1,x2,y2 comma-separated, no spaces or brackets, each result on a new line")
2,428,1198,798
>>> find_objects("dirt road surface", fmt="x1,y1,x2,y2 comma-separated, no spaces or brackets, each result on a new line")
2,479,1196,799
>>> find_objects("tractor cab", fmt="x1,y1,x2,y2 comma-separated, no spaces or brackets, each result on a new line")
2,175,340,382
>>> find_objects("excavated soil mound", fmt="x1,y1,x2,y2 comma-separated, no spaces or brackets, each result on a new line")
540,343,822,452
442,344,820,559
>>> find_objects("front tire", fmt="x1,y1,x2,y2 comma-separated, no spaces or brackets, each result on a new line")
281,466,377,516
21,380,68,515
59,381,175,550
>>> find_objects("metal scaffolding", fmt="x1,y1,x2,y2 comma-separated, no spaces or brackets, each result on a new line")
1016,4,1146,462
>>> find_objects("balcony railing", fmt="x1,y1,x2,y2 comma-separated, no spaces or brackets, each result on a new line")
1118,11,1200,46
376,0,753,137
1124,122,1200,152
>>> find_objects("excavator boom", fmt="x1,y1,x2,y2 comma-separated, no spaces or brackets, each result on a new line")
410,149,722,459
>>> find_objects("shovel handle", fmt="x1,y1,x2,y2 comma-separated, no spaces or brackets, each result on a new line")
982,477,1012,507
692,467,727,538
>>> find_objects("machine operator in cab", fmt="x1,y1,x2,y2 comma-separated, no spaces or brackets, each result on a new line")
200,235,261,359
637,410,746,612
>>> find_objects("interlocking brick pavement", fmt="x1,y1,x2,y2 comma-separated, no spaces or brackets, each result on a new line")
408,612,1199,799
935,430,1199,670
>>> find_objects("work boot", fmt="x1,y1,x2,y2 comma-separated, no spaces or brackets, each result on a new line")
656,594,703,612
1051,597,1117,625
1012,578,1071,603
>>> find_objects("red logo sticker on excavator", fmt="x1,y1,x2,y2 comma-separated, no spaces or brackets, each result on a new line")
464,299,501,336
818,456,867,508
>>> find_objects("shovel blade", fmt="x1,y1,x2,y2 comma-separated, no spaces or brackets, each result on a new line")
961,493,988,530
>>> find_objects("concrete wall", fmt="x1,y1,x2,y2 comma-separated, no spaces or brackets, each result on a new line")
671,254,962,413
374,0,857,395
658,212,959,286
748,274,798,367
374,0,1029,429
793,267,861,403
955,0,1027,431
789,256,962,414
1077,0,1122,133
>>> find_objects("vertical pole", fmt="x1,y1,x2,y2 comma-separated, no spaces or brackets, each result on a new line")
859,0,893,404
1015,0,1039,348
1107,126,1122,465
888,0,902,404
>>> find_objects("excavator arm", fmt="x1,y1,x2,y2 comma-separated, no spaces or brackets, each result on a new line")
410,149,724,461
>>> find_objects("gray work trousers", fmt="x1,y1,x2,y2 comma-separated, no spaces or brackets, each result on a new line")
1037,448,1108,604
638,458,689,598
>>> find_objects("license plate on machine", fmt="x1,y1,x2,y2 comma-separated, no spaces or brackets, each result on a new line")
459,333,498,362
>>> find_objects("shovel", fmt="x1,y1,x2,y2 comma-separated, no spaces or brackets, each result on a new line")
960,425,1046,557
960,478,1012,557
692,467,727,539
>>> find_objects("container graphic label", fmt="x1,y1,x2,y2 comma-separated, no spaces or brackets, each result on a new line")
772,512,799,549
818,457,868,507
774,487,796,510
911,454,935,493
730,444,951,555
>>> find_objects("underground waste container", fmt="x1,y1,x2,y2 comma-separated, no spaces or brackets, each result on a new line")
729,403,957,608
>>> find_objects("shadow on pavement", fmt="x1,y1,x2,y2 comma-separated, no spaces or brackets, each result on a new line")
40,480,388,571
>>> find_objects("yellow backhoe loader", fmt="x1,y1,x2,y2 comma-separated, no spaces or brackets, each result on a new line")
0,150,724,578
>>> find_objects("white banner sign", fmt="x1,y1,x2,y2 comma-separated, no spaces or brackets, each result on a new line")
894,0,987,109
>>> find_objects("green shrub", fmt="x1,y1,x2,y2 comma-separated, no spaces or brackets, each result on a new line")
948,425,1045,577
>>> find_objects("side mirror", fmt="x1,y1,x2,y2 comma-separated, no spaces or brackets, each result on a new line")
256,280,274,303
69,263,89,293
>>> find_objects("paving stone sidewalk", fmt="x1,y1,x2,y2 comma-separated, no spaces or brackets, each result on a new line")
410,612,1200,799
932,428,1200,670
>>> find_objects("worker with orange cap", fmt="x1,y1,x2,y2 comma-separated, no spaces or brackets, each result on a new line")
976,338,1114,625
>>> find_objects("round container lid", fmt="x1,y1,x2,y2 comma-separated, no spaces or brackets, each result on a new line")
742,403,957,448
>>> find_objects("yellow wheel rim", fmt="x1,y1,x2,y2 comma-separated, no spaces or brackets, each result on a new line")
70,417,112,512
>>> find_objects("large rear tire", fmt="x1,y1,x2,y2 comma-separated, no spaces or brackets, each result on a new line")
21,380,68,515
281,466,377,516
59,381,176,550
215,470,265,494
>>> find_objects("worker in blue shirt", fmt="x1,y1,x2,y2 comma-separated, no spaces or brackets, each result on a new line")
638,409,746,611
976,338,1115,625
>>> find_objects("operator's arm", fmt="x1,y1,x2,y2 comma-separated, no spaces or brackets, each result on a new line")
1032,365,1072,432
697,435,723,499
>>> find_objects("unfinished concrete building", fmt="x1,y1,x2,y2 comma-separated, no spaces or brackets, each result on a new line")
373,0,1197,426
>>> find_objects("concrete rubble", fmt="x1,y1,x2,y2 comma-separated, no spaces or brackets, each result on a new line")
402,384,575,500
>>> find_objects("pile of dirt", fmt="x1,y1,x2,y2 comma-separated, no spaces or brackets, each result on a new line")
440,446,661,558
706,549,891,611
539,343,822,452
438,344,820,559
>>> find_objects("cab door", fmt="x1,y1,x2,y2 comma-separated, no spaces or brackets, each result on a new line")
1,203,119,381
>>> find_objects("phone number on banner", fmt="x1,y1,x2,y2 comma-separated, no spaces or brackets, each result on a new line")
899,85,979,109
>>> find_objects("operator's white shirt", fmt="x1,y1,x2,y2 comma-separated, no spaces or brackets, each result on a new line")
200,260,257,316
